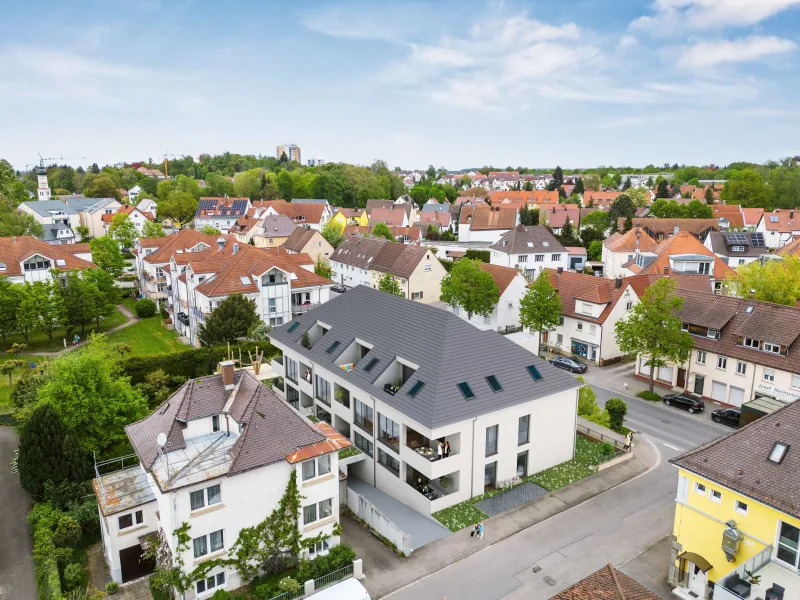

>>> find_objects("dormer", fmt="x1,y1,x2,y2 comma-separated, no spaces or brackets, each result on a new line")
575,300,606,319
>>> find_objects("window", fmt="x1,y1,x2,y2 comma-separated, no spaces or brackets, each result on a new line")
717,356,727,370
268,298,276,313
696,351,706,365
212,415,220,433
557,334,563,344
354,431,373,457
190,484,222,511
577,322,583,331
736,362,747,376
411,291,423,299
457,382,475,399
764,368,775,382
698,262,710,275
364,357,379,372
516,451,529,478
792,374,800,389
193,530,226,558
302,460,316,481
407,380,425,397
354,399,373,434
735,500,748,515
694,482,706,495
23,256,51,271
315,375,331,404
526,365,543,381
285,358,298,382
378,414,400,451
485,425,498,457
551,254,560,261
764,342,781,354
710,489,722,503
732,245,745,252
319,498,332,519
288,322,300,333
518,255,527,263
707,328,717,339
210,530,224,552
518,415,530,445
485,375,502,392
308,537,331,558
196,572,226,595
118,510,143,530
303,504,317,524
581,302,593,315
378,448,400,477
535,254,544,262
777,521,800,568
769,442,789,464
626,301,633,311
318,454,331,476
743,337,759,349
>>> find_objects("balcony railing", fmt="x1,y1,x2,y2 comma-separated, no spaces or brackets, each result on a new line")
292,303,319,314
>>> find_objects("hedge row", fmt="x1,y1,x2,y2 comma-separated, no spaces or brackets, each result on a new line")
119,341,280,385
28,504,63,600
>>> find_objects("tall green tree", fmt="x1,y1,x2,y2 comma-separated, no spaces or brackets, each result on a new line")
552,166,564,188
519,270,562,355
725,255,800,306
159,190,198,228
198,225,221,235
198,294,260,347
29,280,65,350
721,170,773,209
377,272,403,296
142,219,166,238
320,221,344,248
108,213,138,249
0,205,45,237
90,236,127,278
587,239,603,261
314,256,333,280
371,222,395,241
608,195,635,232
656,179,671,198
0,278,20,344
573,177,585,195
276,170,293,201
440,258,499,319
704,186,714,204
615,278,693,393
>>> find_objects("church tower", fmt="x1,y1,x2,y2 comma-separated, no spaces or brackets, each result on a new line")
36,161,50,200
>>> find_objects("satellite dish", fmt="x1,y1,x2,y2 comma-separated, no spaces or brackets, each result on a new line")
156,432,167,448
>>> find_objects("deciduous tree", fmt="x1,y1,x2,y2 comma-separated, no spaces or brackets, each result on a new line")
320,220,344,248
198,294,260,347
198,225,221,235
519,270,562,356
725,255,800,306
377,272,403,296
142,219,166,238
90,236,127,278
371,222,395,241
440,259,499,320
314,256,333,280
108,213,138,250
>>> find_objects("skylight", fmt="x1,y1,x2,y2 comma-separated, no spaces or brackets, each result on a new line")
745,306,754,314
527,242,533,247
407,381,425,398
287,322,300,333
542,241,549,247
364,357,379,372
486,375,503,392
526,365,543,381
769,442,789,464
326,341,341,354
457,382,475,400
55,259,66,267
239,276,251,285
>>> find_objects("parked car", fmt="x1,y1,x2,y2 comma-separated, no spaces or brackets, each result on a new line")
663,393,705,414
549,357,588,373
331,284,347,293
712,408,741,428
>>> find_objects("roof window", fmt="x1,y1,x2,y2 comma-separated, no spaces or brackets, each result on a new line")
769,442,789,464
486,375,503,392
407,381,425,398
287,322,300,333
326,341,341,354
239,276,251,285
364,357,379,372
55,259,67,267
457,382,475,400
526,365,543,381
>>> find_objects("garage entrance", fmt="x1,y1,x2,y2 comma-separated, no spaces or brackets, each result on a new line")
119,544,155,583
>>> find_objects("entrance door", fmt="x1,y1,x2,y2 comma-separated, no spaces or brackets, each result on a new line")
693,375,705,396
687,562,706,595
677,368,686,389
119,544,156,583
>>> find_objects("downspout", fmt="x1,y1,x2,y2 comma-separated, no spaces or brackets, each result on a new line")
372,395,378,486
470,418,476,498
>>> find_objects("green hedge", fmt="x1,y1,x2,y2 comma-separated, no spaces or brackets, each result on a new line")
251,544,356,599
119,341,280,386
465,249,490,263
28,504,63,600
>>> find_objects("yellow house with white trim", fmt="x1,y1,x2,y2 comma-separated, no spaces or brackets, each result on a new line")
330,208,368,229
669,400,800,600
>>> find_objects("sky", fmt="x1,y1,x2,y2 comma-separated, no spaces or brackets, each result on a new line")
1,0,799,172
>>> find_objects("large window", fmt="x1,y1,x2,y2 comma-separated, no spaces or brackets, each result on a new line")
118,510,143,530
193,529,224,558
518,415,530,446
485,425,498,457
286,357,298,383
484,461,497,489
516,451,528,478
315,375,331,405
378,448,400,477
23,256,51,271
777,521,800,569
195,572,226,596
303,499,334,525
301,455,332,481
378,414,400,452
354,399,373,434
354,431,373,457
190,484,222,511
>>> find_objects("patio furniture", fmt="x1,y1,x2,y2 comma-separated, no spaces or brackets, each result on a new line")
726,573,751,598
765,583,785,600
416,447,433,458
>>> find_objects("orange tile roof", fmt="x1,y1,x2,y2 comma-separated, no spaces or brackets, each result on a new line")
478,262,522,296
546,269,635,324
369,207,405,226
459,205,517,230
603,227,657,252
541,204,580,228
251,200,325,225
629,231,735,278
488,190,558,204
0,236,97,276
143,229,227,265
742,207,765,226
552,564,660,600
711,205,744,228
761,209,800,232
777,236,800,257
584,190,623,205
285,422,352,464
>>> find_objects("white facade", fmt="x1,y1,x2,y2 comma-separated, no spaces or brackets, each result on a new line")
329,259,371,289
601,246,637,280
490,248,566,280
756,217,800,249
136,197,157,217
18,201,81,243
37,171,51,200
702,236,762,269
459,225,515,244
449,271,528,332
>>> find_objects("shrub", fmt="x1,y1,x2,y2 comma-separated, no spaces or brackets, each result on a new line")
53,515,82,548
465,249,490,263
106,581,119,594
601,442,616,457
211,590,233,599
301,331,310,349
327,544,356,570
63,562,87,590
150,575,172,600
636,390,661,402
605,397,628,433
278,576,301,596
135,298,156,318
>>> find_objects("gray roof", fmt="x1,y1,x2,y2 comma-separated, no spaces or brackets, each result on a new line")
19,200,78,217
330,237,432,278
66,197,116,213
421,204,450,214
260,214,297,237
42,224,75,242
284,227,318,252
490,225,566,255
291,199,329,205
707,231,769,258
269,286,579,429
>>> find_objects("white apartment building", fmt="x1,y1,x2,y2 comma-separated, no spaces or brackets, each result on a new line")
458,205,518,243
704,231,769,269
194,197,251,233
65,197,122,239
94,365,345,597
447,262,529,332
268,287,580,520
0,236,97,284
489,225,567,279
756,209,800,249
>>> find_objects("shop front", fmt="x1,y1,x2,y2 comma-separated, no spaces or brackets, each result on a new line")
571,339,599,363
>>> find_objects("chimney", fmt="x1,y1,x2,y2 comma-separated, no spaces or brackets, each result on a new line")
749,289,756,299
216,237,225,251
233,243,239,254
615,277,622,289
673,226,679,236
219,360,235,390
12,237,16,244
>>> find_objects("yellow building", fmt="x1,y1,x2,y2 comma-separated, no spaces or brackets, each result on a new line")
330,208,368,229
669,400,800,600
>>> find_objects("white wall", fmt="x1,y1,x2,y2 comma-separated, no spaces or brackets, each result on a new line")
602,247,636,279
451,273,527,331
490,250,566,275
330,261,370,288
99,496,159,583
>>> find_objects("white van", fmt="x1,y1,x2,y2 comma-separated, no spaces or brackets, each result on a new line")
307,578,371,600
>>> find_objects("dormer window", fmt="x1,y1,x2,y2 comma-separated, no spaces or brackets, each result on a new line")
731,245,745,252
212,415,220,433
743,338,759,349
764,342,781,354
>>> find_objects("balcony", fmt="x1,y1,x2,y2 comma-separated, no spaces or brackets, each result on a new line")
176,312,190,326
709,548,799,600
333,384,350,409
292,302,319,315
405,463,459,502
271,355,284,378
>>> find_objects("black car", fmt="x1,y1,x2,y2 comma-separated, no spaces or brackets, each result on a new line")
663,393,705,413
331,284,347,293
712,408,741,428
549,357,588,373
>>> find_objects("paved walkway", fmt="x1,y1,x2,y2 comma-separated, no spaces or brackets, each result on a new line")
475,481,549,517
87,542,151,599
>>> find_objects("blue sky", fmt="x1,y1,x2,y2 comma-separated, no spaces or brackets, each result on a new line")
1,0,799,172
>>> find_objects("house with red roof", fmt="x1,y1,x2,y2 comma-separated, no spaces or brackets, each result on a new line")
756,208,800,248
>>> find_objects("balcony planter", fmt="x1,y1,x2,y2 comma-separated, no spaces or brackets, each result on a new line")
384,383,398,396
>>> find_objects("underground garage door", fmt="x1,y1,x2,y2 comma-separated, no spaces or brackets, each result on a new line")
119,544,156,583
711,381,727,402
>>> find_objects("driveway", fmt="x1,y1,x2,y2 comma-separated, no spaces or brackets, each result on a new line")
0,427,35,600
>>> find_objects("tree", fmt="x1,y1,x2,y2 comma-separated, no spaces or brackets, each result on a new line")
377,272,403,296
656,179,671,198
552,166,564,188
622,177,632,191
625,186,650,208
371,222,395,241
142,219,166,238
0,206,45,238
557,219,579,246
314,256,333,280
83,268,120,329
615,278,693,393
135,298,156,318
581,210,610,232
36,334,149,454
721,170,773,209
320,220,344,248
60,270,94,338
276,170,293,201
83,175,119,199
0,359,24,389
198,294,260,347
704,186,714,204
573,177,585,196
519,270,562,356
605,398,628,433
587,239,603,261
90,236,127,278
198,225,221,235
622,215,633,233
159,190,198,227
684,199,712,219
75,225,90,240
17,404,91,501
440,258,499,320
28,281,65,350
0,278,20,344
519,206,539,226
726,255,800,306
108,213,138,250
608,195,635,232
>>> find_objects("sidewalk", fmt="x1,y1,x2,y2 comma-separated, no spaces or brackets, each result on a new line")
27,304,138,357
582,361,670,398
353,436,659,599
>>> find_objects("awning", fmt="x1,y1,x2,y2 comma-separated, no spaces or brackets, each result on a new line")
678,551,713,573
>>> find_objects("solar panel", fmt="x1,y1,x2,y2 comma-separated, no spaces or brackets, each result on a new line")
751,232,765,247
724,232,747,246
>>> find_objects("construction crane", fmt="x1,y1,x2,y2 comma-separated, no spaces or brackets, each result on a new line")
37,153,87,169
162,152,186,178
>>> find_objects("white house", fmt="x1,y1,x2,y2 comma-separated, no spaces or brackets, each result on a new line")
756,209,800,249
447,262,529,332
489,225,567,280
458,205,518,243
268,287,580,521
602,227,658,279
94,364,346,596
194,197,251,233
136,197,158,218
703,231,769,269
64,197,123,239
127,185,142,204
0,236,97,284
18,200,82,244
103,205,156,237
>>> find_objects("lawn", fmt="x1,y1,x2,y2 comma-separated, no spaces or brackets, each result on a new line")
104,315,184,356
0,354,48,414
0,308,128,353
432,436,615,532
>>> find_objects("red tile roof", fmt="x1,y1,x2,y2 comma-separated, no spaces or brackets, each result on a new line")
603,227,658,253
285,422,352,463
478,262,523,296
552,564,660,600
0,236,97,277
547,269,637,324
459,205,517,230
761,209,800,232
627,231,735,278
488,190,558,204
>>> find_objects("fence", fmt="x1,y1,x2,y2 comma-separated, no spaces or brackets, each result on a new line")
346,488,413,556
268,561,361,600
576,416,627,452
314,564,354,590
713,545,773,600
498,324,524,335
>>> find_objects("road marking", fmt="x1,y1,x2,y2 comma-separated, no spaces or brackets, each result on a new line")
661,442,683,451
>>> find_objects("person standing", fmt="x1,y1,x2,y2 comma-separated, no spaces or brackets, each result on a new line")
477,522,484,539
444,441,451,458
624,431,634,452
471,523,479,538
436,441,443,461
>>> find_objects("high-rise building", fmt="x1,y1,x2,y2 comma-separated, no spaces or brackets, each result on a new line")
276,144,301,163
307,157,326,167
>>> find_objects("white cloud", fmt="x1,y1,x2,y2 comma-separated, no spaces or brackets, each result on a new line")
618,35,638,48
300,3,434,42
678,35,797,68
632,0,800,32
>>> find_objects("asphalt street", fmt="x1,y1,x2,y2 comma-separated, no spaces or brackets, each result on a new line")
384,381,731,600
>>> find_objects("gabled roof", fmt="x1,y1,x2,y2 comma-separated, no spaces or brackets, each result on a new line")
369,207,405,226
254,214,297,238
254,200,326,225
477,262,523,296
706,231,768,257
603,227,658,252
488,190,558,204
283,227,320,252
0,236,97,276
330,237,433,278
625,231,734,278
142,229,225,265
761,209,800,232
541,204,579,228
19,200,78,216
269,286,578,429
489,225,565,254
547,269,636,324
777,235,800,257
742,207,765,227
459,205,517,230
65,197,117,212
418,211,451,227
583,190,623,205
624,218,719,238
552,564,660,600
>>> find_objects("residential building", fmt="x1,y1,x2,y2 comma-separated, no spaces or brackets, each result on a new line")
668,400,800,600
446,262,528,332
418,211,452,232
776,236,800,258
127,185,142,204
136,167,165,178
136,198,158,218
64,197,122,239
94,363,345,592
0,236,96,284
711,204,745,229
248,214,297,248
636,290,800,407
622,218,720,242
489,225,567,279
307,157,326,167
194,197,251,233
602,227,658,279
704,231,768,268
18,200,82,244
102,205,155,238
566,247,588,272
458,205,518,243
541,205,580,235
277,144,302,163
369,207,409,228
330,209,368,229
757,209,800,248
330,237,446,303
488,190,558,205
581,190,624,209
252,200,329,231
283,228,334,264
365,199,417,228
554,564,660,600
268,286,580,519
742,207,765,229
342,225,423,244
289,200,333,228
